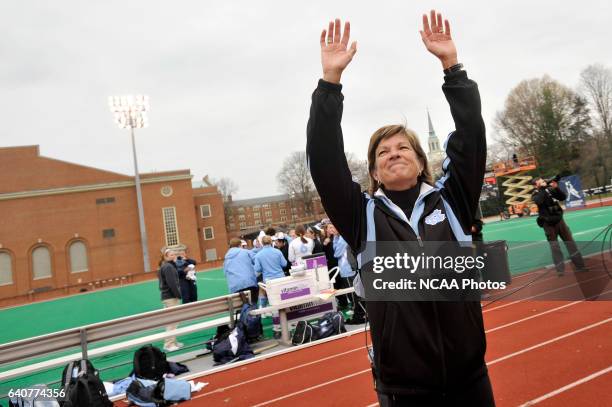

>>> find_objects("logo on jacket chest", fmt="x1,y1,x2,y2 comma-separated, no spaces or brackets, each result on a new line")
424,209,446,226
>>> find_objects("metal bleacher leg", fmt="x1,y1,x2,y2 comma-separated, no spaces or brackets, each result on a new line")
280,309,290,345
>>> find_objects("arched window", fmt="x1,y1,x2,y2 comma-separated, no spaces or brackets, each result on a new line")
32,246,52,280
69,241,89,273
0,251,13,285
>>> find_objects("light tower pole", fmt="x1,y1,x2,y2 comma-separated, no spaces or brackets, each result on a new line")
108,94,151,273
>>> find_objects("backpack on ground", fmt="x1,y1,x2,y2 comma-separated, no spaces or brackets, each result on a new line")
211,324,254,365
126,378,166,407
60,359,113,407
205,324,230,351
291,312,346,345
133,345,169,380
312,311,346,340
291,320,314,345
9,384,59,407
238,302,263,343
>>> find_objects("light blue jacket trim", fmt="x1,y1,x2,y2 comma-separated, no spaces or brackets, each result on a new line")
441,197,472,242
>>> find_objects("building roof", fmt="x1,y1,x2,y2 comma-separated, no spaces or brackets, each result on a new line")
227,194,292,207
0,145,192,197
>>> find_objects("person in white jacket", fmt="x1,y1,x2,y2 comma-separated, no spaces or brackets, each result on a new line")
288,225,314,264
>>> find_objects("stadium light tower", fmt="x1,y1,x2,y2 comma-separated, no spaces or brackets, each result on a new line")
108,94,151,273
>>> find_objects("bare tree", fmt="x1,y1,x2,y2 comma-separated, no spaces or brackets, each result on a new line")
211,177,238,202
346,152,369,192
579,64,612,184
486,140,512,169
495,75,592,177
580,64,612,140
277,151,316,216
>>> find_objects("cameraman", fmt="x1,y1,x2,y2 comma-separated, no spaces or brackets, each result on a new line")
532,177,587,276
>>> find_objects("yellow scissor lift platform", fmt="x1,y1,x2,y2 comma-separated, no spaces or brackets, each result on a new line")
493,156,538,217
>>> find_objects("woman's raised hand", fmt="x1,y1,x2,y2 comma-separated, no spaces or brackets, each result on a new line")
320,19,357,84
419,10,458,69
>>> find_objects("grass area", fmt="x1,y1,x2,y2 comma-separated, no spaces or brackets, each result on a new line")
483,206,612,275
0,268,229,344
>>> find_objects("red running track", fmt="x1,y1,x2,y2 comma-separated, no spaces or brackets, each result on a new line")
116,259,611,406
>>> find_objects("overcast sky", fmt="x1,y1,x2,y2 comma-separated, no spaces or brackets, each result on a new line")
1,1,610,199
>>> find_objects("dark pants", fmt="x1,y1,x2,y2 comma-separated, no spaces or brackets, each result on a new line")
351,290,366,321
180,279,198,304
335,275,353,307
376,373,495,407
343,275,366,321
543,219,585,273
235,286,259,305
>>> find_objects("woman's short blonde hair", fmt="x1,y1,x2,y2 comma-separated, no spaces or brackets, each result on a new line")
366,124,433,195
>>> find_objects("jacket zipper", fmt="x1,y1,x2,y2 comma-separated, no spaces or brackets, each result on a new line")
416,235,423,247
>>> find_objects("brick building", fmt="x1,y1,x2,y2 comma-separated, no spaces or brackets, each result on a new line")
224,194,325,237
0,146,226,306
193,182,228,262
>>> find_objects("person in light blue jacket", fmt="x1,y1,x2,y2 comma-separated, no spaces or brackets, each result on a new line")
333,234,356,279
333,234,356,310
254,235,287,338
254,236,288,283
223,237,258,304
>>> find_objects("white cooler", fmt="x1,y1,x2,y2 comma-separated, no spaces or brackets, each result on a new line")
259,272,318,306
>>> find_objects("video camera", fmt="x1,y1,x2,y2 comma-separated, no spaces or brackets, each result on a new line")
544,174,561,185
533,174,561,190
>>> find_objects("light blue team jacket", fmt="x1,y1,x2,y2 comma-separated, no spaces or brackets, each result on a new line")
223,247,257,293
254,246,287,282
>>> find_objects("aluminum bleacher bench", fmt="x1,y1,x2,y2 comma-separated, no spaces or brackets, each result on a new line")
0,292,248,382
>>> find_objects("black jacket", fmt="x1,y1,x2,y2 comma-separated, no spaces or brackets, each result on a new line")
532,186,565,226
158,261,181,301
277,243,291,275
307,70,487,396
323,238,338,271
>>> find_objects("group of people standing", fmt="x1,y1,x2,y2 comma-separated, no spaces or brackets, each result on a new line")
222,222,366,336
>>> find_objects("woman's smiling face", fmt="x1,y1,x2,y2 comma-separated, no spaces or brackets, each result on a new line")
372,133,422,191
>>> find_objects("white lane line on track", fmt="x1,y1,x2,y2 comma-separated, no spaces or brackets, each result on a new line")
485,288,612,333
252,368,372,406
365,403,379,407
482,274,608,313
216,318,611,405
486,301,581,333
250,318,611,405
518,365,612,406
487,317,612,366
190,347,365,399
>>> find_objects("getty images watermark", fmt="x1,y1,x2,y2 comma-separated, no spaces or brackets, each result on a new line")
357,240,609,302
371,250,506,291
358,241,510,302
